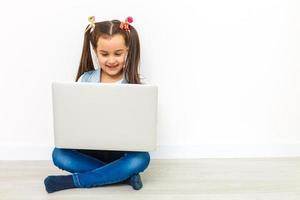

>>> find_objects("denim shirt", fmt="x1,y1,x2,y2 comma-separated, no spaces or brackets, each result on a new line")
78,68,128,84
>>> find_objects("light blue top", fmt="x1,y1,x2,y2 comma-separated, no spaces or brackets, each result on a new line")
78,68,128,84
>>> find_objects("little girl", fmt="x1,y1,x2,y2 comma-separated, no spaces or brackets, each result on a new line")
44,16,150,193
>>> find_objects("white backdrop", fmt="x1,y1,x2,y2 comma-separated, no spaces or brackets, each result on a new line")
0,0,300,160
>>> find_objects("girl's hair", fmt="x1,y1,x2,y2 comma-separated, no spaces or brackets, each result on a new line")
75,19,141,84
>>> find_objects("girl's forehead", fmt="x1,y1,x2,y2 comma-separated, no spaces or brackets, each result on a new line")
96,34,126,50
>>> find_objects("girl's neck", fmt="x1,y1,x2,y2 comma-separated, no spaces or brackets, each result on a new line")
100,70,124,83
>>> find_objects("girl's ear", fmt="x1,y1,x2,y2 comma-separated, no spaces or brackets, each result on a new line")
93,47,97,57
125,47,129,58
123,52,128,69
125,49,129,59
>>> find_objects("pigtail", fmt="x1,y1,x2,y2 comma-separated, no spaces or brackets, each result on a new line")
124,26,141,84
75,28,95,82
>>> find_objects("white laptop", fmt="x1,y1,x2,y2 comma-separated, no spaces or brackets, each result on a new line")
51,81,158,152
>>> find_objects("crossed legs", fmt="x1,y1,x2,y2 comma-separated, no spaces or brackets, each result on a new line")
46,147,150,191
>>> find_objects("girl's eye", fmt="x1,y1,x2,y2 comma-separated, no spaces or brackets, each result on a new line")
115,53,122,56
101,54,108,57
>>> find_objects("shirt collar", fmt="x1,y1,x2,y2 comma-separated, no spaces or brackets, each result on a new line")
96,68,128,83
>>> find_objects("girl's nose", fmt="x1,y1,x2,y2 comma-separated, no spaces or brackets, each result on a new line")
107,56,117,64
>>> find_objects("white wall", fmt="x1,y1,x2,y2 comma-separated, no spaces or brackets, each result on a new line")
0,0,300,160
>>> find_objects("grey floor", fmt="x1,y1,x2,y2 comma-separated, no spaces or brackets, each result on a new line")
1,158,300,200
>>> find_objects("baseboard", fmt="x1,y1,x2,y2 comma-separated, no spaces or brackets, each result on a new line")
1,143,300,160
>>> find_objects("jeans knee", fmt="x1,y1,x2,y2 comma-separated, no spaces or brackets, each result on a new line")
142,152,151,168
127,152,151,173
52,147,71,170
52,147,61,167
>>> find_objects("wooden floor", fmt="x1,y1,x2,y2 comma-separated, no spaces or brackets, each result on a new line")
0,158,300,200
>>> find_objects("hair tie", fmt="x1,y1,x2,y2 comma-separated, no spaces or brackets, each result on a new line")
85,16,96,33
120,16,133,31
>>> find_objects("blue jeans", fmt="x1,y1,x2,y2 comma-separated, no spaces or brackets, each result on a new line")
52,147,151,188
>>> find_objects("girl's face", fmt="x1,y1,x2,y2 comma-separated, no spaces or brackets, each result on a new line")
95,34,128,79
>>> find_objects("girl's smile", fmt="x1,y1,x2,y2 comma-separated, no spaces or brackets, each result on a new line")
106,64,119,68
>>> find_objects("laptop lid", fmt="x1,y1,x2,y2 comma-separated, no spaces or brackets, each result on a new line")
51,81,158,152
